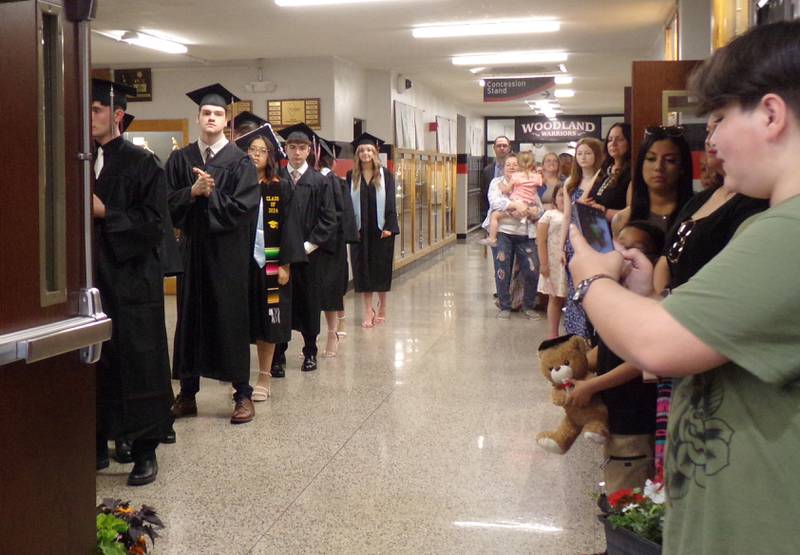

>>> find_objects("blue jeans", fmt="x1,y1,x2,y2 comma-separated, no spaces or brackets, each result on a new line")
492,232,540,311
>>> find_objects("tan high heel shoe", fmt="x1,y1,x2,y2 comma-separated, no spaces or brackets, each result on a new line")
336,315,347,337
321,330,339,358
252,371,271,402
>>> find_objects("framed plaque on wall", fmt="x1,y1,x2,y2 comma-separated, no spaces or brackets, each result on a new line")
267,98,321,130
114,68,152,102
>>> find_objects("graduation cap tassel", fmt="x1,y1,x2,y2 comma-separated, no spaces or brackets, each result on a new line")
312,137,321,171
109,84,116,138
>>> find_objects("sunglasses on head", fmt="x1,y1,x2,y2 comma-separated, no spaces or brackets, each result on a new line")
644,125,685,139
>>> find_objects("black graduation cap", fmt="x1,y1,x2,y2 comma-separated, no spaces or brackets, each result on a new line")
232,111,267,132
350,132,385,149
234,122,285,158
92,78,137,110
318,138,342,160
277,122,316,144
121,113,135,133
185,83,241,109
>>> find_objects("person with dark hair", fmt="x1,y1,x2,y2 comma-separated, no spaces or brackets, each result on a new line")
569,21,800,554
612,128,695,235
582,123,632,222
647,118,767,479
91,79,174,485
270,123,338,375
166,83,260,425
317,138,358,356
481,135,512,219
236,126,305,401
558,152,574,182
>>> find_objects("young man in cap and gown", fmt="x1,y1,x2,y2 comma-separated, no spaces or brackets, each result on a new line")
91,79,175,485
270,123,337,375
165,83,260,424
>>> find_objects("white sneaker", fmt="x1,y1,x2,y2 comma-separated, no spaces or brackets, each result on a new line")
496,310,511,319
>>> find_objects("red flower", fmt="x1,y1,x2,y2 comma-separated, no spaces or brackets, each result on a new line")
608,488,633,508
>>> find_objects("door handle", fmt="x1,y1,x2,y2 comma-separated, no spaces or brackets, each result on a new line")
0,288,111,367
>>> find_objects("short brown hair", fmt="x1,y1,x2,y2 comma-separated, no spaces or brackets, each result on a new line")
690,20,800,117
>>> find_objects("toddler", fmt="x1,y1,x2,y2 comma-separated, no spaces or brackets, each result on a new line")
536,183,567,338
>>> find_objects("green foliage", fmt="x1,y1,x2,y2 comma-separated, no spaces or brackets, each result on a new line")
96,498,164,555
96,513,129,555
607,502,665,544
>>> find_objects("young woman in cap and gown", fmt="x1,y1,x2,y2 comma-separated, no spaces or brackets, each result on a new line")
347,133,400,327
315,138,358,357
235,122,306,400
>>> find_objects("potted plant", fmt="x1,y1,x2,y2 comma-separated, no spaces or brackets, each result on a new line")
597,480,664,555
96,499,164,555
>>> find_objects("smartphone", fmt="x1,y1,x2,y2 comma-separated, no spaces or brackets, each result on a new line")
574,203,615,253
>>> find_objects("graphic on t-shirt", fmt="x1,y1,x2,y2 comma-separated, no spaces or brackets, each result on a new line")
666,373,735,499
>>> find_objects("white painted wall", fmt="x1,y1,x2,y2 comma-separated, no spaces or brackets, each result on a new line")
104,58,336,139
679,0,712,60
332,57,367,141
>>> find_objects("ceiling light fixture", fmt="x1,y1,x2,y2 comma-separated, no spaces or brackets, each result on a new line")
554,75,573,85
413,18,559,39
559,64,568,73
275,0,388,5
452,50,568,66
119,31,187,54
554,89,575,98
469,67,487,74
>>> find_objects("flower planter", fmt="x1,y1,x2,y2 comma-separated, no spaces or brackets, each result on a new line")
599,515,661,555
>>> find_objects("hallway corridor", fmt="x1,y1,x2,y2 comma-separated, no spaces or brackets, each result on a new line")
97,240,605,554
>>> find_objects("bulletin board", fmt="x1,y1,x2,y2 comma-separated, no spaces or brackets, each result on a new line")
267,98,321,130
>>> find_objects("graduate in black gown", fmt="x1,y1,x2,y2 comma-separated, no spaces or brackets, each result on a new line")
235,124,306,401
270,123,338,375
316,138,358,357
166,83,260,425
91,79,174,486
348,133,400,327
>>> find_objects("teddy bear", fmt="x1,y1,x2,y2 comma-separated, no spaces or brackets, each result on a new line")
536,334,609,454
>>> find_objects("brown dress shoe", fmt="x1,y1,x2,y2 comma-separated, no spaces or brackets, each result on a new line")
172,394,198,418
230,398,255,424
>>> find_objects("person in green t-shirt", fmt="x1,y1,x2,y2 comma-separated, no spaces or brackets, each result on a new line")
567,21,800,555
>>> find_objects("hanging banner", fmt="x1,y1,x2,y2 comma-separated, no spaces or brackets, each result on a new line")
483,77,554,102
515,115,603,143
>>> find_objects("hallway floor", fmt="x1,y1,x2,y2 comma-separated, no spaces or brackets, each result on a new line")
97,240,606,554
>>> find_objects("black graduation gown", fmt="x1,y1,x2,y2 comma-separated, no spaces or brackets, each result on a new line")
249,177,307,344
166,141,259,383
349,171,400,293
280,165,338,336
94,136,173,442
317,170,358,311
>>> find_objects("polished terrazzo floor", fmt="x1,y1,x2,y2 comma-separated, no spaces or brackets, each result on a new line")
97,240,607,554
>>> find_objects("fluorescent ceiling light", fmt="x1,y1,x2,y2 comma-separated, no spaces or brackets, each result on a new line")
120,31,187,54
554,89,575,98
276,0,388,5
559,64,568,73
469,67,487,74
452,50,568,66
554,75,573,85
413,18,559,39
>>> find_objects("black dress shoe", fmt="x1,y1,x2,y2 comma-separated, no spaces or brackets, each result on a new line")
162,426,176,444
127,456,158,486
271,363,286,378
114,439,133,463
302,354,317,372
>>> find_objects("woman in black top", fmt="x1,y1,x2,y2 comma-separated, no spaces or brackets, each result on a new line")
612,127,695,235
582,123,631,222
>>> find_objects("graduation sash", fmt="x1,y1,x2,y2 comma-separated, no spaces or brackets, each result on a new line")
351,167,386,232
262,180,282,323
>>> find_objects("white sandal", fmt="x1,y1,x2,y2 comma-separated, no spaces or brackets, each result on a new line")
252,372,271,402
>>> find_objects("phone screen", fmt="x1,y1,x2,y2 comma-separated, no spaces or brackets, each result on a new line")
574,203,614,253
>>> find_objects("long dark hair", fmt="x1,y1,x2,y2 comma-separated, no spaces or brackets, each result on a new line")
588,122,631,197
245,134,278,183
629,131,694,228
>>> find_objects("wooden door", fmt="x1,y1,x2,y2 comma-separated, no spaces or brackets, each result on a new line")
0,1,109,553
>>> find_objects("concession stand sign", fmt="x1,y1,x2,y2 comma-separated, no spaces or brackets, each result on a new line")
483,77,555,102
515,115,603,143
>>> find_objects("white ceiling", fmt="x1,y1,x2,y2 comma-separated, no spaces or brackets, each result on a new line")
91,0,675,117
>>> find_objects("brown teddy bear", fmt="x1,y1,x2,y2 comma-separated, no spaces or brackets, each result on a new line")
536,334,609,454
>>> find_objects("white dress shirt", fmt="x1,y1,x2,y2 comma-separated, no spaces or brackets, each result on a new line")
197,136,229,163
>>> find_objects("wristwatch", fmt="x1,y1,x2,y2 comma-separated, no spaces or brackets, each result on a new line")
572,273,615,305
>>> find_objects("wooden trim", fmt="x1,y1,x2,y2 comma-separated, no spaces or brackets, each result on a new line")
393,235,456,271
